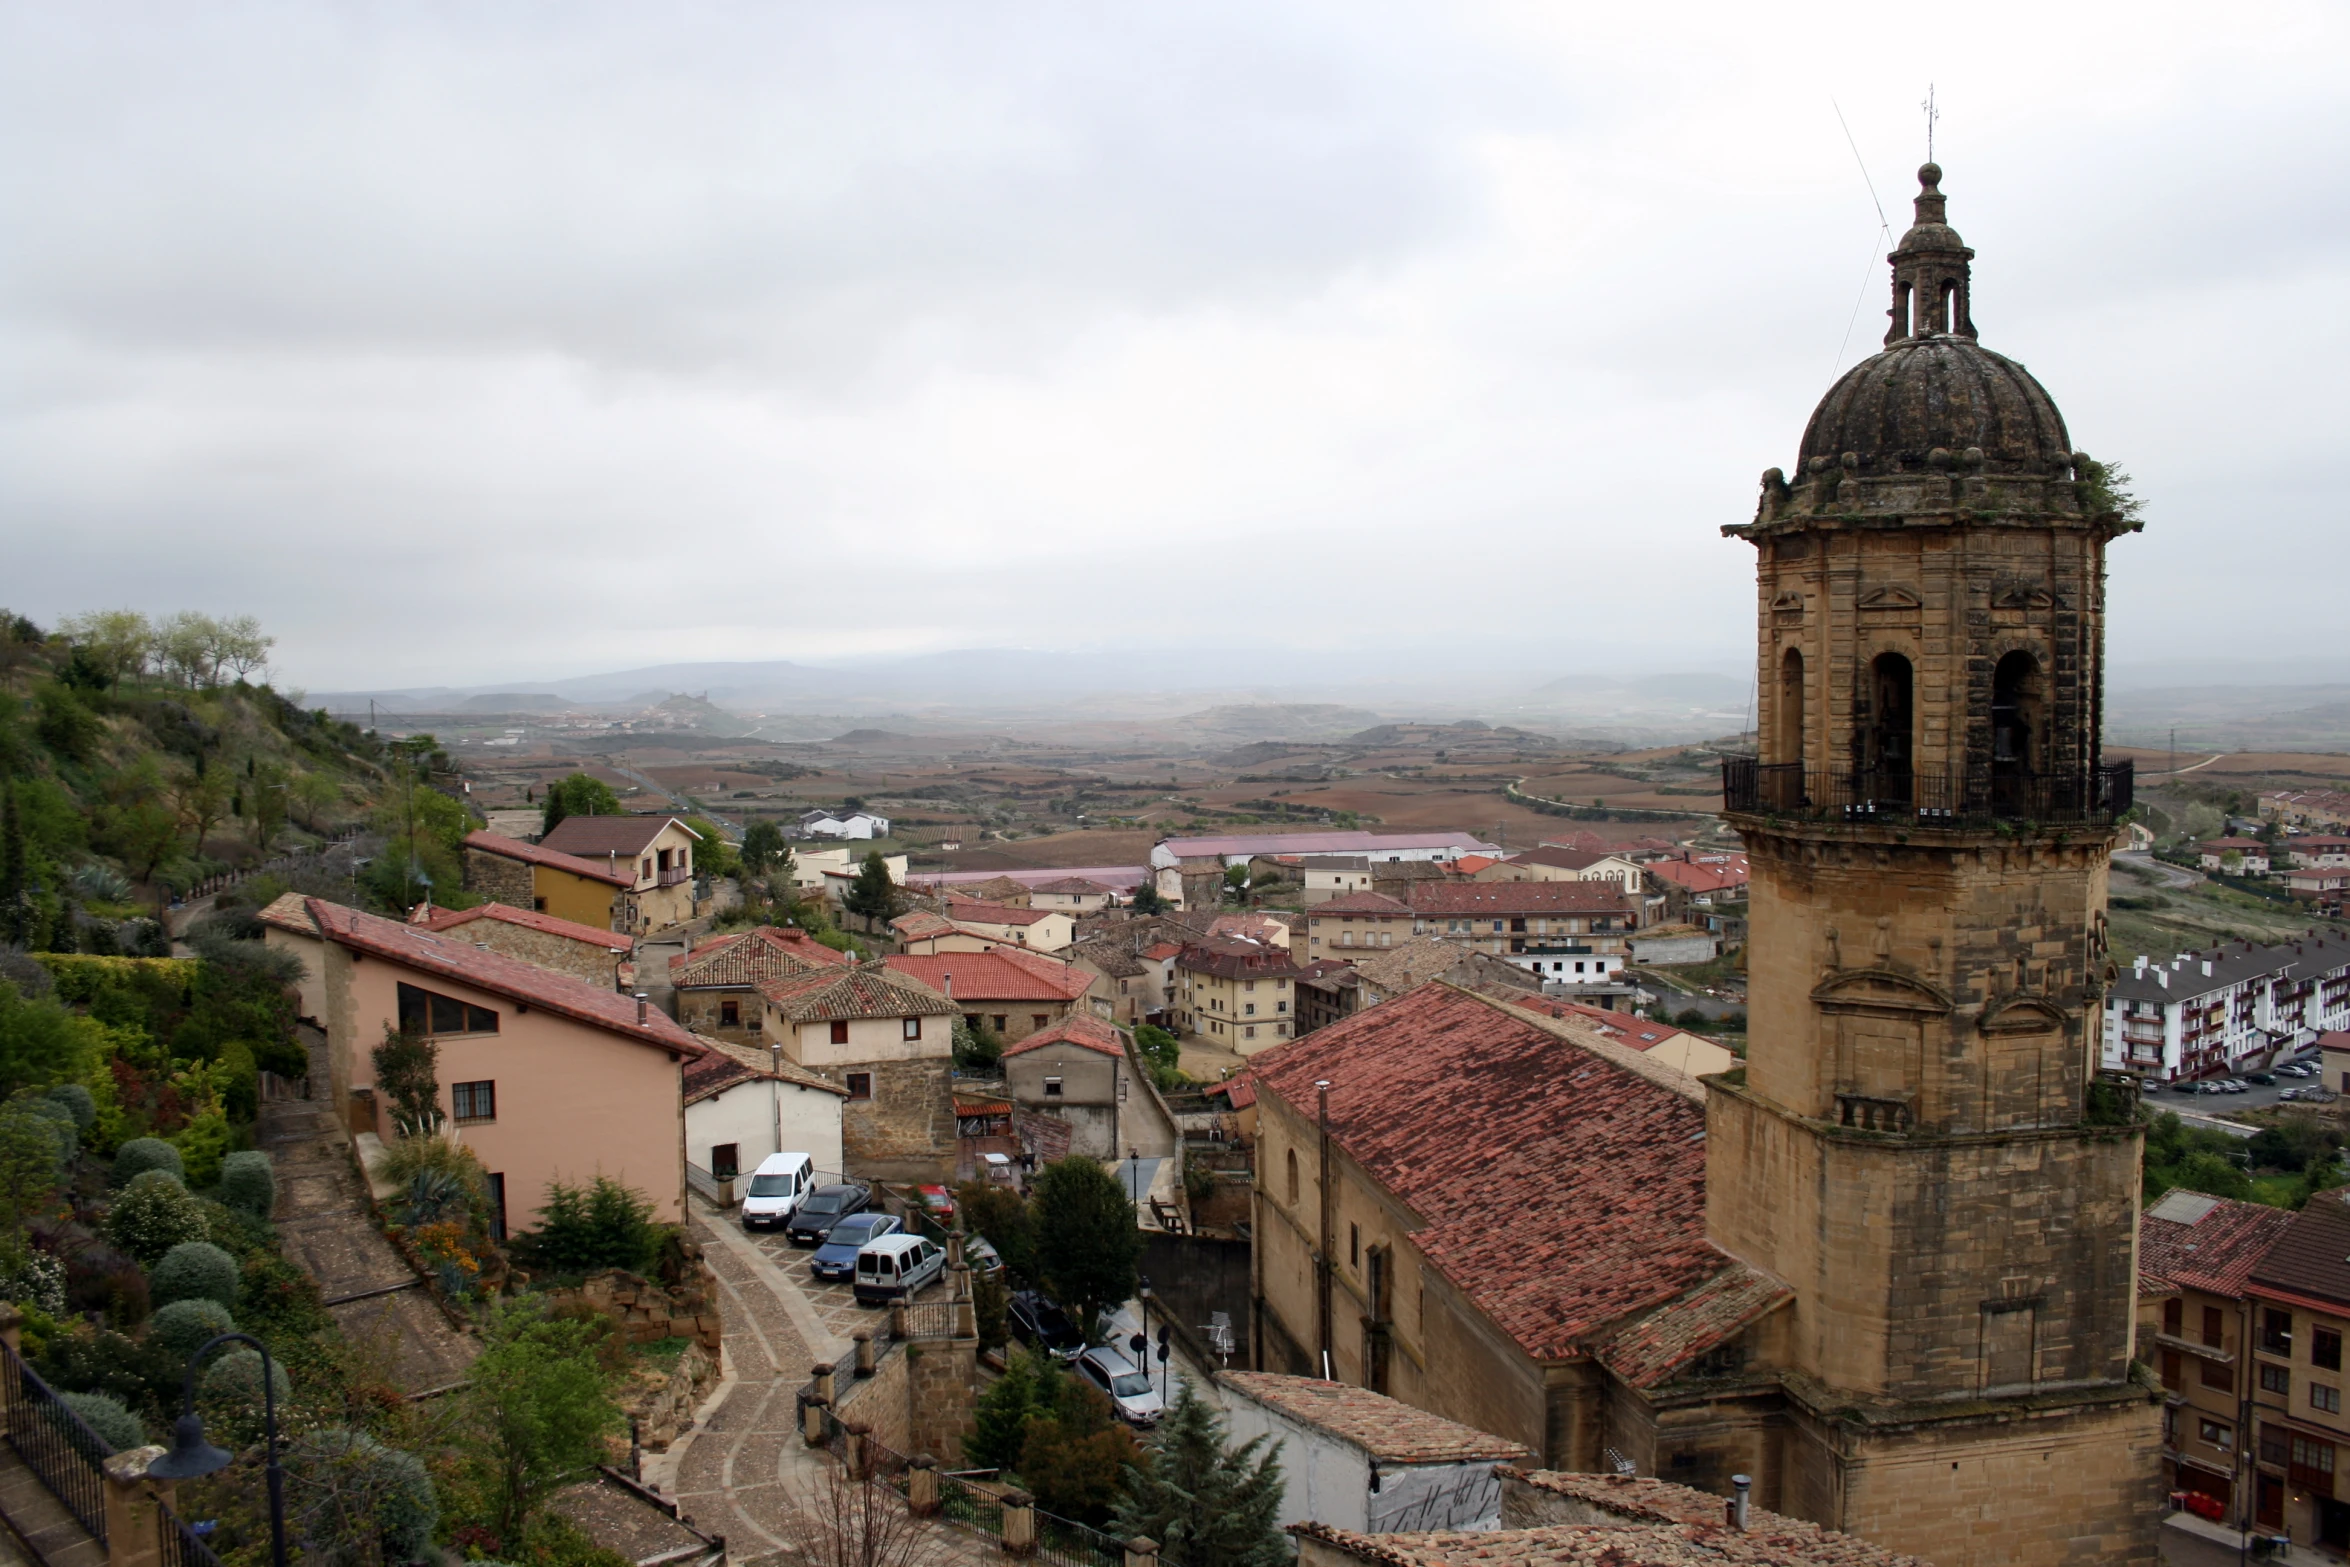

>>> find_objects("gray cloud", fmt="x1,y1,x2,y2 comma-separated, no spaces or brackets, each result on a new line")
1,0,2344,690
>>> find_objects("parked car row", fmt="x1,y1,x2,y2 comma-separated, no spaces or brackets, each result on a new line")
2143,1053,2329,1097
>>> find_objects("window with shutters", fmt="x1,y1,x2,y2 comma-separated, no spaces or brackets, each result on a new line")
830,1020,851,1044
2203,1356,2233,1390
396,983,498,1037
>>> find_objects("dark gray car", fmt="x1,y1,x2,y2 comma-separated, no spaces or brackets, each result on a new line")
785,1182,873,1246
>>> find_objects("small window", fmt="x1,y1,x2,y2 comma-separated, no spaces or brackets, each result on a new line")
397,982,498,1037
1044,1076,1063,1098
711,1143,739,1181
2266,1309,2295,1355
903,1017,923,1041
1286,1148,1299,1204
846,1072,873,1101
1244,1003,1257,1016
2318,1384,2344,1415
1349,1223,1359,1268
1245,1026,1257,1040
993,1015,1009,1031
720,999,741,1028
451,1080,496,1123
830,1020,851,1045
2264,1363,2292,1396
1032,1014,1047,1029
1245,980,1256,992
2318,1327,2343,1371
2201,1418,2235,1451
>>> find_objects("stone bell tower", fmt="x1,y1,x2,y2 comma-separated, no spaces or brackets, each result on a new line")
1708,165,2163,1564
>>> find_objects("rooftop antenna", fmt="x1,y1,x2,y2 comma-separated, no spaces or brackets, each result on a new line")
1922,84,1939,162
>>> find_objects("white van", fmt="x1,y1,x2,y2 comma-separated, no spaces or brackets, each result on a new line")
740,1152,817,1230
852,1233,947,1304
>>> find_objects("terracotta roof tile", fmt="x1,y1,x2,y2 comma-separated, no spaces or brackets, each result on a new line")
1408,882,1638,917
257,891,318,935
1646,856,1750,896
758,963,960,1022
463,830,635,888
1141,942,1184,961
301,899,704,1057
1178,937,1304,981
890,910,961,941
682,1033,850,1104
1219,1374,1527,1463
1308,892,1415,917
1002,1015,1127,1060
1031,877,1115,896
670,926,854,989
1246,984,1719,1359
2139,1192,2297,1298
539,815,699,857
1070,940,1146,978
945,899,1059,926
886,949,1095,1004
1591,1263,1793,1388
418,902,630,951
1350,937,1471,995
2249,1189,2350,1308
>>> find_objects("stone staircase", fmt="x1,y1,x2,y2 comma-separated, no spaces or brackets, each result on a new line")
0,1445,101,1567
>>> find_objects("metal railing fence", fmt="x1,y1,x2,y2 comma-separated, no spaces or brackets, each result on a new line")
157,1495,226,1567
937,1472,1004,1537
0,1336,110,1543
1035,1509,1124,1567
1721,757,2132,827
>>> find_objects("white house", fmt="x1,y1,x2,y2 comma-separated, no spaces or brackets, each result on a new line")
683,1036,849,1195
1501,947,1627,988
1216,1373,1528,1535
1150,831,1502,873
800,809,891,840
2103,932,2350,1084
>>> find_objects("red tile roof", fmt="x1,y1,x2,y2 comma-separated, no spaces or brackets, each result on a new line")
1448,855,1503,876
682,1034,850,1105
1141,942,1184,961
463,830,635,887
418,902,630,951
885,949,1095,1004
1207,1076,1258,1109
1646,856,1750,896
669,926,854,989
300,898,704,1057
1002,1015,1127,1060
1217,1375,1527,1464
1591,1262,1792,1388
1177,937,1305,981
1308,892,1415,918
1515,845,1611,872
757,963,960,1022
1247,984,1719,1359
2139,1192,2297,1299
890,910,962,941
1031,877,1115,896
1406,882,1638,918
1506,995,1699,1055
539,814,699,857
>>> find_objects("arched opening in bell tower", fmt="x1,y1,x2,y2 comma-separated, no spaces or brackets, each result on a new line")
1991,651,2043,813
1866,652,1914,803
1778,648,1806,770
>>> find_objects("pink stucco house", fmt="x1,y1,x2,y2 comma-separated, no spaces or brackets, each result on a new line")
263,896,705,1235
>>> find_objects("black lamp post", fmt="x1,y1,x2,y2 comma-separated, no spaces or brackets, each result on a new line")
144,1332,287,1567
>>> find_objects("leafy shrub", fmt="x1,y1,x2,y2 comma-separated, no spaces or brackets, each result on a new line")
40,1083,95,1133
106,1171,209,1264
202,1346,292,1408
0,1247,66,1316
55,1390,143,1455
284,1427,440,1567
396,1169,471,1229
34,1325,181,1415
375,1135,488,1220
170,1111,235,1189
62,1243,149,1326
218,1151,275,1218
520,1177,662,1276
237,1248,329,1342
13,1097,79,1162
147,1298,236,1363
112,1138,183,1187
151,1242,240,1310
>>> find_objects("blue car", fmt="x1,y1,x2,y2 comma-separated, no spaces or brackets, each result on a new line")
810,1213,901,1281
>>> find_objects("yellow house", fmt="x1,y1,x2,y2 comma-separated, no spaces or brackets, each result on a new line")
1173,935,1304,1054
462,830,638,932
536,815,706,931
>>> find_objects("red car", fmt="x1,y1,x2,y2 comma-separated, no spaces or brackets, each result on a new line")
917,1184,956,1221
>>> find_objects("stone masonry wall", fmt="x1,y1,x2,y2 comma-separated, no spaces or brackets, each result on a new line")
841,1056,955,1179
457,919,623,990
464,847,536,908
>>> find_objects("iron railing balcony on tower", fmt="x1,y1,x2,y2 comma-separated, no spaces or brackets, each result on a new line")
1721,757,2132,827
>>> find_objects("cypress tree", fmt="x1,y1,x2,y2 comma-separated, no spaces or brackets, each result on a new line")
1114,1381,1286,1567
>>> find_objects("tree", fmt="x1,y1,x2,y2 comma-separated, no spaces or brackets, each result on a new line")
952,1015,1004,1073
1133,1025,1184,1091
964,1344,1053,1470
845,850,901,922
462,1299,620,1547
681,816,735,880
57,610,153,690
739,820,786,878
780,1451,945,1567
1113,1381,1286,1567
0,1109,62,1236
1129,883,1170,916
542,773,621,834
1222,866,1249,900
1018,1371,1141,1526
0,786,28,947
370,1026,443,1138
1032,1156,1140,1337
215,615,273,683
955,1179,1037,1284
174,763,234,859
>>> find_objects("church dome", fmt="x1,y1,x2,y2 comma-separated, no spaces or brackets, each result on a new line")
1798,335,2071,478
1793,163,2072,480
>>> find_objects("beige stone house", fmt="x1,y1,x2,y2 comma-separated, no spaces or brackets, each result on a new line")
1172,935,1303,1054
1407,881,1646,957
259,896,703,1233
1300,856,1376,905
1294,892,1415,964
941,899,1076,953
883,948,1097,1046
534,814,708,931
758,962,960,1180
461,830,637,932
888,910,1000,955
1028,877,1119,914
999,1015,1180,1180
1067,939,1154,1024
411,902,635,991
668,924,854,1044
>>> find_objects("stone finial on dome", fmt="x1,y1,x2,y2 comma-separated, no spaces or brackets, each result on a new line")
1884,163,1977,346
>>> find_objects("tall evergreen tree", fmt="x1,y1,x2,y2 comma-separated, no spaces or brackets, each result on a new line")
1032,1155,1140,1336
1114,1381,1285,1567
739,820,785,877
844,850,901,921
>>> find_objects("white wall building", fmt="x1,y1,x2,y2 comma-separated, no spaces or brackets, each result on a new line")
2102,932,2350,1084
1150,831,1502,872
682,1038,848,1190
1501,947,1626,988
1217,1373,1529,1535
800,810,891,840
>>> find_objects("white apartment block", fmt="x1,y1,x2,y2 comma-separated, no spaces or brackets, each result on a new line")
2104,932,2350,1084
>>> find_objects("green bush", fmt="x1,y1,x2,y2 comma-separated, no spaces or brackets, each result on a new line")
147,1298,236,1363
40,1083,95,1133
105,1171,209,1264
112,1138,183,1188
14,1097,78,1163
150,1242,240,1310
521,1176,662,1276
284,1428,440,1567
202,1346,292,1409
55,1390,144,1455
170,1112,235,1190
218,1151,275,1218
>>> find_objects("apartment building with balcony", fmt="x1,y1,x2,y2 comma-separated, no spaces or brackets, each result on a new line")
2102,933,2350,1085
1404,880,1650,958
2247,1191,2350,1550
536,813,708,931
2137,1189,2296,1521
1171,934,1303,1054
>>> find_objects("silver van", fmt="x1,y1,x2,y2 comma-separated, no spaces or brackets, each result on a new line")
740,1152,817,1230
852,1233,947,1304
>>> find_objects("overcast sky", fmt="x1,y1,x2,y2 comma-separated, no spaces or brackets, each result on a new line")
3,2,2344,693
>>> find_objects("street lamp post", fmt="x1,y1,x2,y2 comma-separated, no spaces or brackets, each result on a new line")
144,1332,288,1567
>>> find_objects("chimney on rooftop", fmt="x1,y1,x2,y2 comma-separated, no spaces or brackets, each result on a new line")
1730,1476,1751,1531
635,992,649,1025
